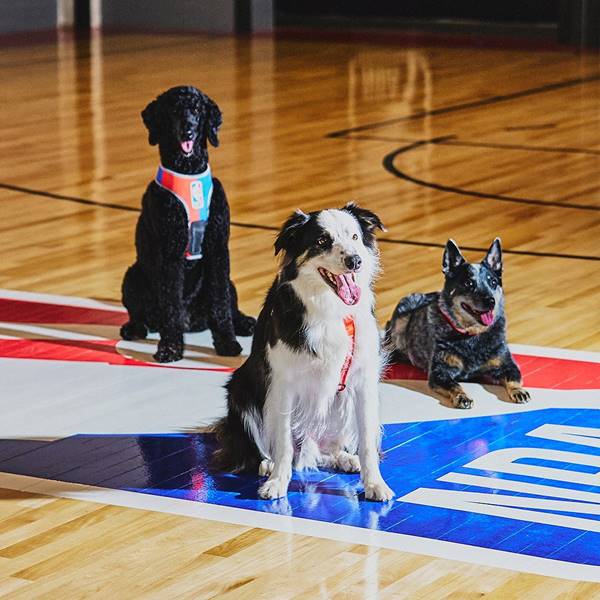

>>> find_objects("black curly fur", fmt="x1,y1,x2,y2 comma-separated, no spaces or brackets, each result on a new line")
120,86,255,362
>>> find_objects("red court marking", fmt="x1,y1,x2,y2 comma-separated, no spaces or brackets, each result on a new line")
1,295,599,388
0,298,126,326
0,339,232,372
385,354,600,390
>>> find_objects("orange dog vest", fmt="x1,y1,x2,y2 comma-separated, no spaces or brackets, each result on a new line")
155,164,213,260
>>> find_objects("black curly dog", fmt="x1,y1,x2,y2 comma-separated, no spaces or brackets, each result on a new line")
120,86,255,362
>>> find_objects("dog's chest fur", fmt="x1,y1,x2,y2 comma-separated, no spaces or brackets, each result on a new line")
265,280,377,437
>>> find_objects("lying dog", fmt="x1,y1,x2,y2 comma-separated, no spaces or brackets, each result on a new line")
215,203,394,501
120,86,255,362
385,238,529,409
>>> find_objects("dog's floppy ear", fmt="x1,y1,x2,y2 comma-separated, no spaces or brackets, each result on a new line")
202,93,222,148
141,98,160,146
442,239,466,276
483,237,503,275
343,202,386,233
274,209,310,256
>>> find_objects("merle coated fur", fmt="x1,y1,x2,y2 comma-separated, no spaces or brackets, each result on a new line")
120,86,255,362
214,203,393,501
385,239,529,408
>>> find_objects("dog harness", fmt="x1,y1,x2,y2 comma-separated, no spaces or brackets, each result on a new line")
438,302,475,336
155,164,213,260
338,316,356,392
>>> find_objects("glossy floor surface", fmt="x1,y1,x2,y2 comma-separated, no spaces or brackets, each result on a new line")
0,31,599,598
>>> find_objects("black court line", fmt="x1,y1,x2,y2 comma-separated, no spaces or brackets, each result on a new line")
382,138,600,212
2,181,598,262
326,73,600,138
346,134,600,157
377,237,599,262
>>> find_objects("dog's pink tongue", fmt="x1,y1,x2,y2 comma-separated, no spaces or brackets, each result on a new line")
181,140,194,153
334,273,361,305
480,310,495,326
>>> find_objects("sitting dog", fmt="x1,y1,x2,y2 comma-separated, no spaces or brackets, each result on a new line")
120,86,255,362
215,203,394,502
385,238,529,409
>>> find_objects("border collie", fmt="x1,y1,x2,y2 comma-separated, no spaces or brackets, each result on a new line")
215,203,394,501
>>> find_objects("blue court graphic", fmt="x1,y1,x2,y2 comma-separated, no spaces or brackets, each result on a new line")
1,408,599,567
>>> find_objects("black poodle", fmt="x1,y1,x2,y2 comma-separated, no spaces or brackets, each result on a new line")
120,86,255,362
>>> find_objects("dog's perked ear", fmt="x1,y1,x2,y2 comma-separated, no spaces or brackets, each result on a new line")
274,209,310,256
343,202,385,232
442,239,466,276
483,237,503,275
141,99,160,146
201,93,222,148
342,202,385,247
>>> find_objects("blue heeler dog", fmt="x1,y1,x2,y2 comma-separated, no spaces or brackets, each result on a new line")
385,238,530,409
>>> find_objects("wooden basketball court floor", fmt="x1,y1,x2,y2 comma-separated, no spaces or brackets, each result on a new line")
0,31,599,598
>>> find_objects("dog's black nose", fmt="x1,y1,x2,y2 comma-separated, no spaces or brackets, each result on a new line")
183,128,194,140
483,296,495,309
344,254,362,271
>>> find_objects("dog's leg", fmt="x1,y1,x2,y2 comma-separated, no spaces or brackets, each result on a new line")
229,281,256,337
295,437,321,471
154,261,185,363
202,183,243,357
354,376,394,502
258,381,293,500
120,264,148,340
484,354,530,404
429,352,473,409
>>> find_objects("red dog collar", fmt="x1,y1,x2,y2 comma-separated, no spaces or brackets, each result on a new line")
155,164,213,260
438,302,475,336
338,316,356,392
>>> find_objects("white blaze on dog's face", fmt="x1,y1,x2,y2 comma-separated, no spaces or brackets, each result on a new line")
310,210,371,305
275,204,385,307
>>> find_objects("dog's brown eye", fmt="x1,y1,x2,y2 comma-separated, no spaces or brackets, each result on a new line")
317,236,328,246
352,233,358,240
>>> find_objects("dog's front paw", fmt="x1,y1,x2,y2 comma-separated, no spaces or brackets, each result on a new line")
213,337,242,357
363,479,395,502
258,477,289,500
335,452,361,473
509,387,530,404
453,393,474,409
120,321,147,341
154,339,184,363
234,314,256,337
258,459,274,477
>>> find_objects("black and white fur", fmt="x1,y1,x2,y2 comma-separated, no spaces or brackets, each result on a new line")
385,239,530,409
215,203,394,501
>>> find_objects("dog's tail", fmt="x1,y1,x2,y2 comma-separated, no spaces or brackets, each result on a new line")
212,373,264,473
213,413,262,473
384,292,437,361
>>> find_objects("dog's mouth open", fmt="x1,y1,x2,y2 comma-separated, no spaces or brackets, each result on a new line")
180,139,195,157
461,302,494,326
318,268,361,305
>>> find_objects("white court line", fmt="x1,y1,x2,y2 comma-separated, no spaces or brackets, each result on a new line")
0,472,598,583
